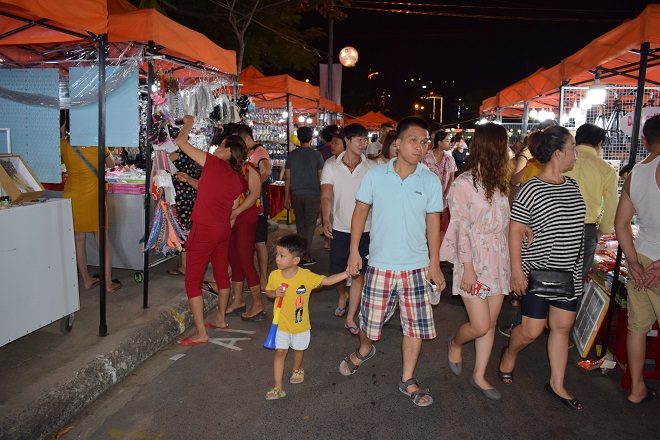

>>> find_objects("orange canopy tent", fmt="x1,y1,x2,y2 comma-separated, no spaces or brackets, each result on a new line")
0,0,237,76
481,4,660,116
239,65,319,107
344,111,396,130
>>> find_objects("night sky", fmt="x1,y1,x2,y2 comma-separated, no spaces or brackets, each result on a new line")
296,1,651,126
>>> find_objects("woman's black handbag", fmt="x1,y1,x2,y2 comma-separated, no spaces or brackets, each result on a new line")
527,235,583,297
527,269,574,297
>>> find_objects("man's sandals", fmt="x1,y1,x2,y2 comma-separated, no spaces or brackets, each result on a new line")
339,345,376,376
399,378,433,407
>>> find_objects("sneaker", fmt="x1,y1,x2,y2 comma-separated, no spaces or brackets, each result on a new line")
265,387,286,400
299,259,316,266
290,369,305,384
498,324,513,338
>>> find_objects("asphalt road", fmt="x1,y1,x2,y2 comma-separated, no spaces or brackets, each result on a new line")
62,265,659,440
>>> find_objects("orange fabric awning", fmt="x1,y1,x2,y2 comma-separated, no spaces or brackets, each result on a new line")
0,0,108,45
344,111,396,130
239,65,319,107
481,4,660,114
108,9,237,76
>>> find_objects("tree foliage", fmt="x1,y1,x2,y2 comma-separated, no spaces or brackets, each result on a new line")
130,0,348,74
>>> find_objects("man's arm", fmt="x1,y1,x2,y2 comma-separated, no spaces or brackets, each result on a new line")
257,157,271,184
320,183,334,239
284,169,292,209
614,174,647,290
599,167,619,235
426,212,444,286
347,201,371,276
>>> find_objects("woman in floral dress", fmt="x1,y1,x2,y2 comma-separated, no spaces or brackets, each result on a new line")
440,123,511,401
167,149,201,276
423,131,457,238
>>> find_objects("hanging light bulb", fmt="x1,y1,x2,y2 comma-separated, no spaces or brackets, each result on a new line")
569,101,580,119
306,117,313,124
537,109,548,122
549,110,556,119
587,73,607,105
282,111,289,118
579,98,592,110
529,108,538,119
298,115,305,123
560,113,570,125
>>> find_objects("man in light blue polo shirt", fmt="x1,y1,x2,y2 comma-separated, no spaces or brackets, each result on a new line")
338,116,445,407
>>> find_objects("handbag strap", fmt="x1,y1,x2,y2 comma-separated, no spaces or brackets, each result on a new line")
71,145,98,174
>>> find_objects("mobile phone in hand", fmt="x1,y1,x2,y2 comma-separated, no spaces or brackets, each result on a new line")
473,281,491,300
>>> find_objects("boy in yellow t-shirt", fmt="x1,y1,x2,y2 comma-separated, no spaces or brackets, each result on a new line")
265,234,349,400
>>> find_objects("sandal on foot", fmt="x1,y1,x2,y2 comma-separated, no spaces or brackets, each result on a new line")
627,386,660,405
201,281,218,295
344,324,359,335
334,305,347,317
290,369,305,384
544,382,583,410
339,345,376,376
399,378,433,407
265,387,286,400
498,346,514,384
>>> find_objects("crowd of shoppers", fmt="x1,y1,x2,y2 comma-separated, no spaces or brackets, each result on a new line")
169,111,659,409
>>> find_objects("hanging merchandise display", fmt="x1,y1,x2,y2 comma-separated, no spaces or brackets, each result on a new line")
143,198,187,256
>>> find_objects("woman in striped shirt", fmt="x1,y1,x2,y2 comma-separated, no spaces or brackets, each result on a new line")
498,126,586,410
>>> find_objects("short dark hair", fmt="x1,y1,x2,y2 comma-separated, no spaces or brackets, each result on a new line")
232,124,254,141
528,125,572,164
380,123,394,130
276,234,307,258
575,123,606,148
642,115,660,145
536,119,559,131
430,122,445,134
432,131,450,150
343,123,368,142
396,116,429,139
320,124,341,142
297,126,313,143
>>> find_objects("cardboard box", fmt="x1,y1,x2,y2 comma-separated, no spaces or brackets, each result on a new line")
0,154,45,202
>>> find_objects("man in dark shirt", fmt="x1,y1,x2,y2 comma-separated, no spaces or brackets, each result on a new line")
284,126,325,265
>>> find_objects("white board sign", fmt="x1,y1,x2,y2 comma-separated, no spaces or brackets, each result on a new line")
573,280,610,358
621,106,660,137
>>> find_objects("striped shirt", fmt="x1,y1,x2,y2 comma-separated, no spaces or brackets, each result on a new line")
511,176,586,301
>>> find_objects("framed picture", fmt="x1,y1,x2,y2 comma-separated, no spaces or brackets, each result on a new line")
573,280,610,358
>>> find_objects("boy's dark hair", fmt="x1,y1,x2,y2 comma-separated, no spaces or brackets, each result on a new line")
232,124,254,140
297,126,313,143
396,116,429,139
343,123,368,141
575,123,606,148
276,234,307,258
642,115,660,145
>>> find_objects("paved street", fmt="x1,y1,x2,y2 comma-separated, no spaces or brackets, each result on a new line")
62,240,659,440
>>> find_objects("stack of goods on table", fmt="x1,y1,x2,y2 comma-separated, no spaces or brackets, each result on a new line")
591,229,638,307
106,165,146,194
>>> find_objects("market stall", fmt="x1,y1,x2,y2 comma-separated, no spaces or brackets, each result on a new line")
0,0,238,336
479,4,660,386
239,65,322,220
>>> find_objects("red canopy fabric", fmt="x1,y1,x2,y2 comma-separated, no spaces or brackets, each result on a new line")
239,65,319,108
